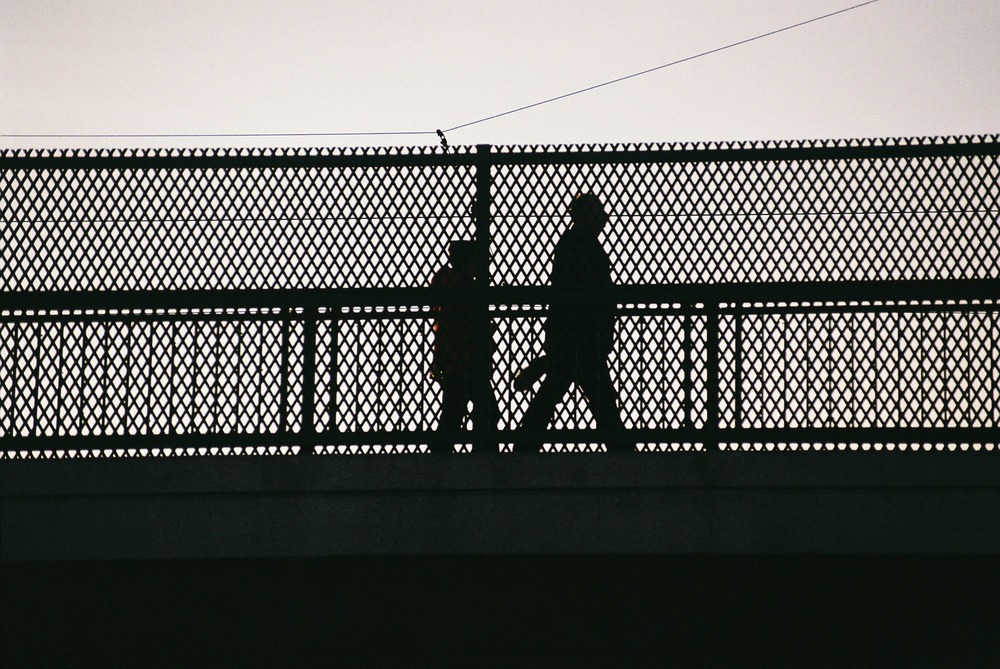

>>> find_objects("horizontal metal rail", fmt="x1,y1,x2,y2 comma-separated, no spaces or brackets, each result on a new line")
1,427,995,453
4,279,998,312
3,137,997,171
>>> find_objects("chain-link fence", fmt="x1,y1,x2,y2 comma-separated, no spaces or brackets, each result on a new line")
2,138,998,457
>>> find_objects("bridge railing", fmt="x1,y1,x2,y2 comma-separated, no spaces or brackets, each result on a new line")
2,137,997,457
2,280,996,457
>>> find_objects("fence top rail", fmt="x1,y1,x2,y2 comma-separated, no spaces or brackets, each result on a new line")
2,135,997,170
2,279,997,312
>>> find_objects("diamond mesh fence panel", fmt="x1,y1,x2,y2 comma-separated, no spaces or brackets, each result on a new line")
722,307,998,429
490,146,999,285
1,139,998,458
2,153,477,291
0,311,296,438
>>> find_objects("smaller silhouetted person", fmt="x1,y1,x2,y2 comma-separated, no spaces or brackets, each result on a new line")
430,239,498,453
514,193,632,453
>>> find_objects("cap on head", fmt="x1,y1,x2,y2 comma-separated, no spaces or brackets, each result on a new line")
447,239,476,266
568,192,608,231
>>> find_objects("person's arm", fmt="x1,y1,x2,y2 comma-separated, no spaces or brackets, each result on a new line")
548,238,569,287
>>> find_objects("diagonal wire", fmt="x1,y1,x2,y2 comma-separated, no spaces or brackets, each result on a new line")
442,0,881,133
1,0,880,141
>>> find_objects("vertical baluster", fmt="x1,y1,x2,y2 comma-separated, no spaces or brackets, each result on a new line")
681,310,693,430
3,322,17,438
255,320,266,436
734,308,743,433
235,318,243,438
189,321,200,438
299,306,318,455
31,322,42,440
12,323,22,438
825,314,833,432
704,303,720,451
168,320,177,436
895,311,902,428
211,319,221,439
278,308,291,436
781,311,788,430
145,319,154,438
993,312,998,431
920,313,926,429
101,320,110,437
376,319,385,440
325,312,340,442
56,320,66,438
123,320,132,438
79,323,87,438
849,313,856,429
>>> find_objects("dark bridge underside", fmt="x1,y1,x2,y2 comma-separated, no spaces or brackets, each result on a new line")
3,450,998,560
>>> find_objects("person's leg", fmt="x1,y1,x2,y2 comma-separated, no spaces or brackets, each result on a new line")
514,361,572,453
473,380,501,454
435,375,470,453
578,359,633,453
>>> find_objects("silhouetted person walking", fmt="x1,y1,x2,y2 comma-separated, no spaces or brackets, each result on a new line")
514,193,632,453
430,239,498,453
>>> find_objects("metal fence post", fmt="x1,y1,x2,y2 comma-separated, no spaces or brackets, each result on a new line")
473,144,496,453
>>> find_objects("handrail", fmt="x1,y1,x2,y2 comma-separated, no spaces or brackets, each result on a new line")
2,280,996,456
4,279,998,312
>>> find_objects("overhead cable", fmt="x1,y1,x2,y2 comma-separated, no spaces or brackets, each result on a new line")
442,0,881,133
1,1,880,141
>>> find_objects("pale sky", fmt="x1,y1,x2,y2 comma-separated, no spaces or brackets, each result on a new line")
1,0,998,150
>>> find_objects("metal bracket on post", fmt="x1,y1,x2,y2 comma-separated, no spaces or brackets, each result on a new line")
472,144,496,454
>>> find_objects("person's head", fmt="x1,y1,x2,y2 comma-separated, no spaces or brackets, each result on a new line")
447,239,476,274
568,193,609,236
